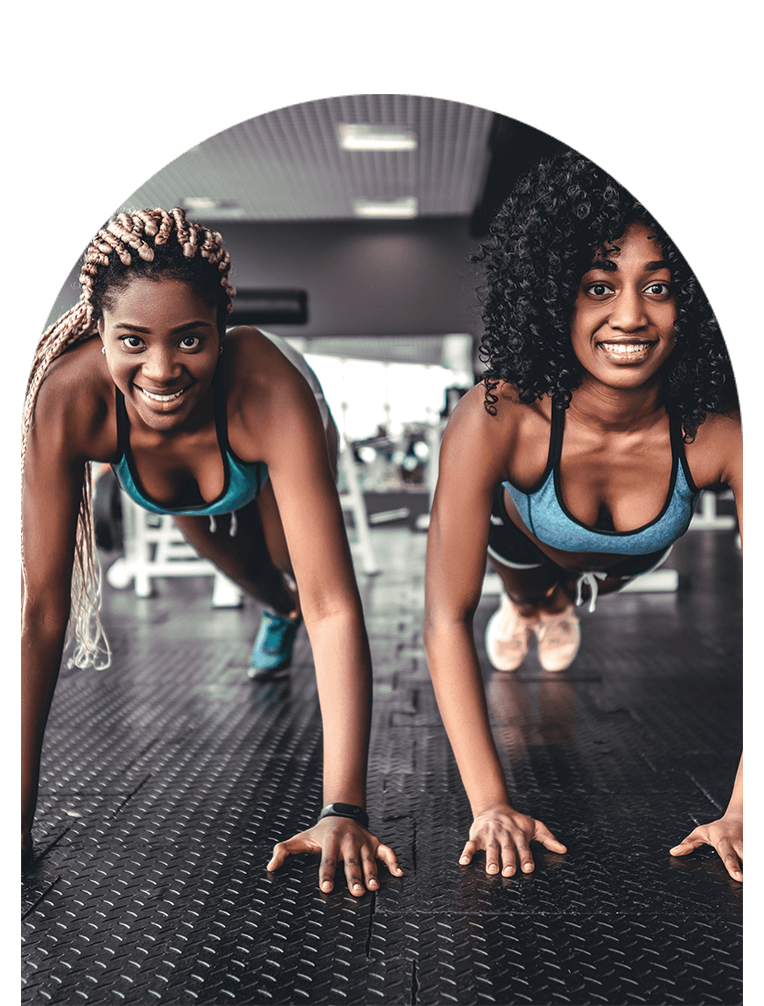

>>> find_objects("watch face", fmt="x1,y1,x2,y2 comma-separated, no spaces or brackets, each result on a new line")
331,803,361,816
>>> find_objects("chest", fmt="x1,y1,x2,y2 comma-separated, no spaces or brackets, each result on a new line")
127,426,227,508
510,412,676,533
561,435,674,530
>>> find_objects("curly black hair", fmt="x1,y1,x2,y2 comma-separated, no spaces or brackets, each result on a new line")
475,149,737,440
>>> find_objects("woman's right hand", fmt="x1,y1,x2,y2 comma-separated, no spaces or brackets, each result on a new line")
459,804,567,876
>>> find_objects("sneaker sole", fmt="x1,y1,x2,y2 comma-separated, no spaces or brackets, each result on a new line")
536,621,581,672
484,609,529,672
247,663,292,681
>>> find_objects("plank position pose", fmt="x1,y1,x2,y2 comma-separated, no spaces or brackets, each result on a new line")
424,152,743,881
21,207,402,894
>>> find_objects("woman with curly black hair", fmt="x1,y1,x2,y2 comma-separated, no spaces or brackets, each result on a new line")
424,151,743,881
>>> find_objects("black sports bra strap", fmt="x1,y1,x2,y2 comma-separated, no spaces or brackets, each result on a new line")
548,401,566,468
115,387,130,457
668,407,699,493
211,366,231,453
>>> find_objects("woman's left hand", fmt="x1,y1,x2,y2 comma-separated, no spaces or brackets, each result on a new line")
266,816,403,895
670,812,743,881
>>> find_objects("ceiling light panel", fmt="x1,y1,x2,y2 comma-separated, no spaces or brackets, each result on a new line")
353,197,418,218
338,123,418,151
119,95,495,221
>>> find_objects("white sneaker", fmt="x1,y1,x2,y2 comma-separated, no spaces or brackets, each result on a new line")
485,593,537,671
534,606,580,672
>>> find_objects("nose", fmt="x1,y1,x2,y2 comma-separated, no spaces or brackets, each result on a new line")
141,346,182,386
608,287,648,332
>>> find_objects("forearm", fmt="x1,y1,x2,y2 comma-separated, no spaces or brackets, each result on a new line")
305,607,372,808
21,609,69,822
425,617,511,814
724,752,743,817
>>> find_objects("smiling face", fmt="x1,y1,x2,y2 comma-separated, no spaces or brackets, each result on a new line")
98,276,222,431
569,221,677,393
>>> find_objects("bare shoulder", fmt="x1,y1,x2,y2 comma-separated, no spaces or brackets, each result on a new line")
685,410,742,488
446,381,530,435
30,339,116,462
441,380,546,484
220,327,325,463
220,327,309,402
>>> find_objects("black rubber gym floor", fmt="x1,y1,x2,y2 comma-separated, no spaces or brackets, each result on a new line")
22,525,742,1005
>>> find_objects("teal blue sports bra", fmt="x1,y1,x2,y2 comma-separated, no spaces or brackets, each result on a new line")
112,368,269,517
503,405,701,555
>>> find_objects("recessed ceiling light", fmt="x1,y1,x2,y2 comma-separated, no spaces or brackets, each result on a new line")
353,197,418,219
338,124,418,152
180,198,246,219
182,197,218,210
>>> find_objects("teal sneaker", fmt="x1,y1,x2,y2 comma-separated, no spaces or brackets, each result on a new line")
248,610,301,679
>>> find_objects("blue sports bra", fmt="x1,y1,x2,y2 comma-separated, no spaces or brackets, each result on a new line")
503,405,701,555
112,369,269,517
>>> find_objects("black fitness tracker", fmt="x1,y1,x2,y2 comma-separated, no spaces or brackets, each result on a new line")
318,803,369,829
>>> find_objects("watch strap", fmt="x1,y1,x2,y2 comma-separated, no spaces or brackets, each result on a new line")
318,803,369,829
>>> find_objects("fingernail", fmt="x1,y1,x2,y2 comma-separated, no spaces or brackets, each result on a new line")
369,879,378,888
488,865,498,873
459,857,469,864
353,883,363,891
322,881,332,891
523,864,533,872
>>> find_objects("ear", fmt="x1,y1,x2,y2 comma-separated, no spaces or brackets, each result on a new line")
97,318,104,341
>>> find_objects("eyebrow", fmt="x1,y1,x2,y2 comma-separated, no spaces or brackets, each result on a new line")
113,320,216,334
585,258,671,273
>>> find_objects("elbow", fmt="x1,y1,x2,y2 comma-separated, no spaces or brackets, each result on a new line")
423,602,476,659
22,591,71,643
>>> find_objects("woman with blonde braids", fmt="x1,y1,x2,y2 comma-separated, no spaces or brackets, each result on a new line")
22,208,403,893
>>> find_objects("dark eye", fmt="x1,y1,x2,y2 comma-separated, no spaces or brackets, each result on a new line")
588,283,612,297
120,335,144,350
645,282,671,297
179,336,200,349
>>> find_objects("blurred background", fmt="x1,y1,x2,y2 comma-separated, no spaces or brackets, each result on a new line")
47,95,567,532
43,89,739,627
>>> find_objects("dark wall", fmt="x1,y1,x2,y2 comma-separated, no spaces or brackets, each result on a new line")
44,217,486,340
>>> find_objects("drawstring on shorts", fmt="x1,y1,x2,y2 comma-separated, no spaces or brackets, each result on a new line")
208,511,238,537
575,571,608,613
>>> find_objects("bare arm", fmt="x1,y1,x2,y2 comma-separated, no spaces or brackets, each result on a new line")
245,346,401,892
424,390,566,875
670,417,743,879
21,377,90,858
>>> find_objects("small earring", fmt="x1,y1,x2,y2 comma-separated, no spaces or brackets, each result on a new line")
101,346,106,355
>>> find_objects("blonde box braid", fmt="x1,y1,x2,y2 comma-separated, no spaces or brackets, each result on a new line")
22,208,235,670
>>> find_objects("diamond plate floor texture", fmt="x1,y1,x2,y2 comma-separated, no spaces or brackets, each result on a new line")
22,527,742,1005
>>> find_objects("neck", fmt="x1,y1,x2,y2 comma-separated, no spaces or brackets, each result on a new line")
566,375,666,433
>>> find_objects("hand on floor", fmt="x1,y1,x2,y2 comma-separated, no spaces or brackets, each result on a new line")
460,804,567,877
266,816,403,895
670,813,743,881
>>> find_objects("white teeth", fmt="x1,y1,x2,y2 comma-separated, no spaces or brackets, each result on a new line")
138,386,187,402
600,343,650,355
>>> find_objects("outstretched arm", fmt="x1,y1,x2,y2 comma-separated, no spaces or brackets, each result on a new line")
671,416,743,880
248,346,401,893
424,391,566,875
22,377,90,865
670,753,743,881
